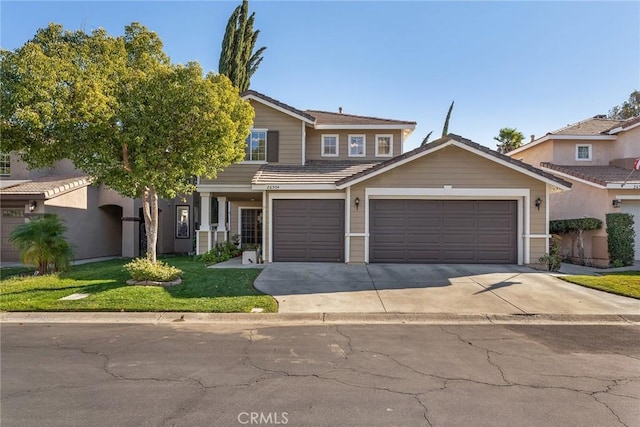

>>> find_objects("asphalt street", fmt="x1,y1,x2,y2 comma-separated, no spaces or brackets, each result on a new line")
2,322,639,427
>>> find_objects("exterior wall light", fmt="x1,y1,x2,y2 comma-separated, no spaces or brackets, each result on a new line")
354,197,360,210
612,199,621,208
534,197,542,211
29,200,37,212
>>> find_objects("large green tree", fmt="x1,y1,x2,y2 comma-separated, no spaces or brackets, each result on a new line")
218,0,266,91
494,127,525,154
608,90,640,120
1,23,254,262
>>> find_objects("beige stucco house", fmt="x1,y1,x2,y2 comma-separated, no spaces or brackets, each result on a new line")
196,91,570,265
508,115,640,265
0,155,195,263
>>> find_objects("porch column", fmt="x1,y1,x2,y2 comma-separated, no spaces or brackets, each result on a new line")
216,196,228,242
200,192,211,231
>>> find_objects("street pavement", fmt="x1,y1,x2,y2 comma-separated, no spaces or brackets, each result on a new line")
2,322,639,426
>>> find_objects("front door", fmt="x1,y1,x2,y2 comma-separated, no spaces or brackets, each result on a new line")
240,208,263,247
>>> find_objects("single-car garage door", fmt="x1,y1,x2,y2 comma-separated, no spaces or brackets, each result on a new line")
273,199,344,262
370,200,517,264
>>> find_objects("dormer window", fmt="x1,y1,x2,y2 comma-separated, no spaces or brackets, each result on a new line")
321,134,339,157
244,129,267,162
349,134,366,157
0,153,10,176
576,144,592,161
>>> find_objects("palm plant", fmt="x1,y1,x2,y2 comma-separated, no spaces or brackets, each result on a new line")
9,214,75,274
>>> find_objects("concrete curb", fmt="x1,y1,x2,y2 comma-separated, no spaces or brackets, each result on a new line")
1,312,639,325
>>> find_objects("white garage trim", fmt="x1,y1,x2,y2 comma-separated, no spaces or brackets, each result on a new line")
267,192,346,263
363,187,531,265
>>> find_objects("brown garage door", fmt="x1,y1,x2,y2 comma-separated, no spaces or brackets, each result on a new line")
273,199,344,262
370,200,517,264
1,208,25,262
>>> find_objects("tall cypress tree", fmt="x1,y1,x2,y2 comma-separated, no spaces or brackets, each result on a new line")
218,0,266,91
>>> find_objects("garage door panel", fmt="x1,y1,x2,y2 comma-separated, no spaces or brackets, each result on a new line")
370,200,517,264
273,199,344,262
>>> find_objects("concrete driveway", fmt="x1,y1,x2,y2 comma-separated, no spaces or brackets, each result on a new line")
254,263,640,315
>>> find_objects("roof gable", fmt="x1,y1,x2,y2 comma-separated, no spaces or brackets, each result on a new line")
336,134,571,190
306,110,416,128
241,90,316,124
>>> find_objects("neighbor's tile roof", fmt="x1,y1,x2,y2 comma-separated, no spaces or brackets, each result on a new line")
252,160,379,185
0,175,91,199
549,117,624,136
241,90,316,122
336,134,572,188
540,163,640,186
305,110,416,126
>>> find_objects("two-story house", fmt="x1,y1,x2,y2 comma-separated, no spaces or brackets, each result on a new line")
508,115,640,265
0,155,195,263
196,91,571,265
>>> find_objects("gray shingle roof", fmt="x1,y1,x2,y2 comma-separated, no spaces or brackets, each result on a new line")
540,163,640,186
0,175,91,199
305,110,416,126
241,90,316,122
336,134,572,188
252,160,379,185
550,117,624,136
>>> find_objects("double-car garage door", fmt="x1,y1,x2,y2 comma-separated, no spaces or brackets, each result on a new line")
369,199,517,264
271,198,517,264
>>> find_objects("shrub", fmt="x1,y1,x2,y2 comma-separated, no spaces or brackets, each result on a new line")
124,258,182,282
549,218,602,265
539,234,562,271
200,241,241,264
9,213,75,274
606,213,635,267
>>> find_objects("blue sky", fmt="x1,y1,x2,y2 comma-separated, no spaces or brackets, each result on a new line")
2,1,638,151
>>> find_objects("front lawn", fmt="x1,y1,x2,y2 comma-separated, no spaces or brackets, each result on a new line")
560,271,640,299
0,257,277,312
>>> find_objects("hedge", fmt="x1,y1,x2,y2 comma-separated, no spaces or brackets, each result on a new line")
549,218,602,234
606,213,635,267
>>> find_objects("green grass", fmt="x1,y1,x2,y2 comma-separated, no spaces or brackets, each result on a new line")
0,257,277,312
560,271,640,299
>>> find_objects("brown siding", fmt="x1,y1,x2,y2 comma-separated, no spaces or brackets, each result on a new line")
199,164,261,186
305,129,403,161
251,100,303,165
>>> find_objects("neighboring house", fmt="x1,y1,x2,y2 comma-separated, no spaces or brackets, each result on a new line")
196,91,570,265
0,154,195,263
508,115,640,265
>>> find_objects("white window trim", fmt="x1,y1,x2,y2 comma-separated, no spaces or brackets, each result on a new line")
321,134,339,157
575,144,592,161
348,134,366,157
0,152,10,176
375,134,393,157
242,128,268,163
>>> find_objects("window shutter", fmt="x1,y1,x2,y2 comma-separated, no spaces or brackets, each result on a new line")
267,131,279,163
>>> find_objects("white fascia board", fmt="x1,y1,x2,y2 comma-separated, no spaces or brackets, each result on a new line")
365,187,530,198
539,167,606,190
196,184,257,192
338,138,570,190
314,124,415,130
252,183,337,191
242,94,315,124
607,183,640,189
615,194,640,200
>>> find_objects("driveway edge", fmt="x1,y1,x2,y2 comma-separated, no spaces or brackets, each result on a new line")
1,312,639,325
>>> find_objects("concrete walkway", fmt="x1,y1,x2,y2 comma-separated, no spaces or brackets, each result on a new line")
254,263,640,315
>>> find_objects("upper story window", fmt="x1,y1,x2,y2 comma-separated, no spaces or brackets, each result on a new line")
245,129,267,162
349,134,366,157
321,134,339,157
0,153,10,176
575,144,592,161
375,134,393,157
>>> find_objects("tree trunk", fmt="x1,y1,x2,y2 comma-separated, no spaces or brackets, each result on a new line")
577,229,585,265
142,186,159,263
